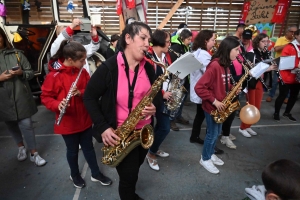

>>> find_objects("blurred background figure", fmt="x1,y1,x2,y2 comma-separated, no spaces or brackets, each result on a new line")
106,34,120,59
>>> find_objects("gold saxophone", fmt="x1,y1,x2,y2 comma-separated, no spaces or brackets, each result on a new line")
210,57,249,123
101,51,169,167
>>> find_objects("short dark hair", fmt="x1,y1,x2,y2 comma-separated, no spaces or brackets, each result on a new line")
151,29,170,47
192,30,214,51
252,33,268,49
179,29,192,41
178,23,187,29
262,159,300,199
120,21,152,50
51,40,86,61
0,27,13,49
212,37,240,67
110,34,120,43
236,23,246,31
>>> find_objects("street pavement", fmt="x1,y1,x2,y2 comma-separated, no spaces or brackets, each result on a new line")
0,93,300,200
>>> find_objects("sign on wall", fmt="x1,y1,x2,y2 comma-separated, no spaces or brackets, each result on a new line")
242,0,289,25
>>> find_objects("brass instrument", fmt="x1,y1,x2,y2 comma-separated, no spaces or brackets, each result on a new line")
262,46,284,85
239,51,271,91
168,47,181,57
211,34,218,54
56,67,84,125
101,51,169,167
210,57,249,123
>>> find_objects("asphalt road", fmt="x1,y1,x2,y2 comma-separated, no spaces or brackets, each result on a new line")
0,93,300,200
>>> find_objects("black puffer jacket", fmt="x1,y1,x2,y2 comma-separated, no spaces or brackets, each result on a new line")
0,48,37,121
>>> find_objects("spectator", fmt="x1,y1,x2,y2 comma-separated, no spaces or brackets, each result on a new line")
234,23,246,40
106,34,120,59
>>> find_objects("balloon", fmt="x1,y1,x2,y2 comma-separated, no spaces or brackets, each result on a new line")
239,104,261,124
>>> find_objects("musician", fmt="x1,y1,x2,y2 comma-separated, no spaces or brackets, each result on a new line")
266,25,298,102
83,22,158,200
273,29,300,122
195,37,241,174
41,40,112,189
169,29,193,131
239,33,277,137
144,29,172,171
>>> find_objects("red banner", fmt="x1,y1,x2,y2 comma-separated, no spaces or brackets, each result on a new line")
241,2,250,22
125,0,136,9
116,0,122,15
271,0,289,23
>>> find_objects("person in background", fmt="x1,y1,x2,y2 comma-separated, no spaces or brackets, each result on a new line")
51,18,100,76
169,28,192,131
238,33,277,138
144,29,172,171
241,29,253,53
273,29,300,122
83,22,158,200
171,23,187,37
41,40,112,189
243,159,300,200
106,34,120,59
0,27,46,167
266,25,298,103
234,23,246,40
195,37,241,174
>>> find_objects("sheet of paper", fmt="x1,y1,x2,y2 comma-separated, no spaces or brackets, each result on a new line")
278,56,296,70
167,52,204,79
249,62,270,79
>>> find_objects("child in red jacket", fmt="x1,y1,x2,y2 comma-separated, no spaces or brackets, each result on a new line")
195,37,241,174
41,40,112,189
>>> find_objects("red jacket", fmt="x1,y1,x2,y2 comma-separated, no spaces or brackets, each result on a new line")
194,58,232,114
280,43,300,84
41,59,93,134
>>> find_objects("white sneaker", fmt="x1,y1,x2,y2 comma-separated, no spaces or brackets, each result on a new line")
30,152,47,166
17,146,27,161
79,145,81,150
229,134,236,141
220,136,237,149
146,155,159,171
156,150,169,157
211,154,224,165
239,128,251,138
200,158,219,174
245,128,257,136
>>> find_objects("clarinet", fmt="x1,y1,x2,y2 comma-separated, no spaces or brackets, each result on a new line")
56,67,84,125
168,47,182,58
262,46,284,85
238,51,271,91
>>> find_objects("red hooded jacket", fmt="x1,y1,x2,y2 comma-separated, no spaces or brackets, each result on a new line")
41,59,92,134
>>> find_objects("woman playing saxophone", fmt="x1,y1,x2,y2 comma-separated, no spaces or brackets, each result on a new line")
194,37,241,174
83,22,158,200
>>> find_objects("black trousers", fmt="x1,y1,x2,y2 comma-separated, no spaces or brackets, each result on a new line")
190,104,205,140
222,110,236,136
275,83,300,114
116,145,147,200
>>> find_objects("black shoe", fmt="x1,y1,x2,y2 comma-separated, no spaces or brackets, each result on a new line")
283,113,296,122
91,173,112,186
273,113,280,121
70,175,85,189
214,146,224,154
190,137,204,144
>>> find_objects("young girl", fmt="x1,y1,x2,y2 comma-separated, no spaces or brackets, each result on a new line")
194,37,241,174
41,40,112,189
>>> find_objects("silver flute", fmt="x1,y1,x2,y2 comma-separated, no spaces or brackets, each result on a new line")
56,67,84,125
239,51,271,91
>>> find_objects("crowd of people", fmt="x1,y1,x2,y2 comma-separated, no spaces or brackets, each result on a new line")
1,17,300,200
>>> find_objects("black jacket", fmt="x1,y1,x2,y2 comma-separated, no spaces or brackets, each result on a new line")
83,54,161,140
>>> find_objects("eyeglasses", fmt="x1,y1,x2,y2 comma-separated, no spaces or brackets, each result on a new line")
289,30,296,33
260,40,269,43
165,40,171,44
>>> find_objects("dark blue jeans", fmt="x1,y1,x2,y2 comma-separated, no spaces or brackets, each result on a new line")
202,111,222,161
149,103,170,154
62,127,101,178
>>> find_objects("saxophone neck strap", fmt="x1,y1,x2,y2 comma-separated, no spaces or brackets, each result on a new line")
122,53,139,114
224,67,229,93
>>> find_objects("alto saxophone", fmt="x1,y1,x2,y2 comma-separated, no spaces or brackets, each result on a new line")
101,51,169,167
210,57,249,123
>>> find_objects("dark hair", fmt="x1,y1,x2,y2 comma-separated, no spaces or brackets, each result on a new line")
294,29,300,36
178,23,187,29
252,33,268,49
120,21,152,50
236,24,245,31
51,40,86,61
192,30,214,51
151,29,170,47
262,159,300,200
0,27,13,49
179,29,192,41
110,34,120,43
212,37,240,67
